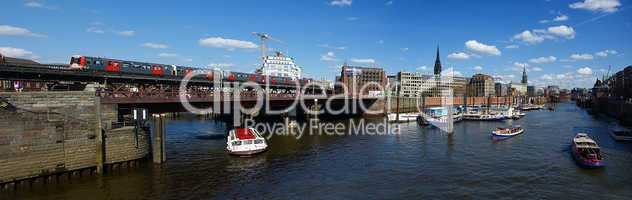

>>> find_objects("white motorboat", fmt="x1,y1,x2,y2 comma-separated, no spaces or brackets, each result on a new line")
609,123,632,142
226,127,268,156
388,113,419,123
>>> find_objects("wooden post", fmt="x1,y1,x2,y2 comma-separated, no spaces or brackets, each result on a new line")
152,114,166,164
94,97,104,175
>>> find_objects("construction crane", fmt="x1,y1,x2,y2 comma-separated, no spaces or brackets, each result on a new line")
251,32,285,61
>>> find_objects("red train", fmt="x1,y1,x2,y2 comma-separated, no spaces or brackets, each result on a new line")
69,55,310,86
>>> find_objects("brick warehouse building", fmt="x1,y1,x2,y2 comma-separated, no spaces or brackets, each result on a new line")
337,64,386,96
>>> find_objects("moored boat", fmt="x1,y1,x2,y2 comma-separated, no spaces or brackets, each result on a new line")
491,125,524,139
226,127,268,156
388,113,419,123
571,133,605,168
463,113,506,121
512,111,526,119
609,123,632,142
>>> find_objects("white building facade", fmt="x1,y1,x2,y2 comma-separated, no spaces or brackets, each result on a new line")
259,52,302,80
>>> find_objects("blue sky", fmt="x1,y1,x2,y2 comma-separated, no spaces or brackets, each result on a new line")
1,0,631,88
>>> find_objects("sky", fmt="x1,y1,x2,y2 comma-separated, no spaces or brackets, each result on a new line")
1,0,631,89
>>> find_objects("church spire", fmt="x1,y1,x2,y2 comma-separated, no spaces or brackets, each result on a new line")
434,46,442,75
521,65,528,84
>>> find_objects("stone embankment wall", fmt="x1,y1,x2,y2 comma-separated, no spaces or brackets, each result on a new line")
0,91,149,184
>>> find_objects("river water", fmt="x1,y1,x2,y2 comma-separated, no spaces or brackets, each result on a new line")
4,102,632,199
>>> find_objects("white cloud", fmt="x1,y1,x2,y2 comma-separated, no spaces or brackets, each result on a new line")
505,44,520,49
529,56,557,64
346,17,359,21
86,27,104,34
115,30,135,37
595,49,617,57
547,25,576,39
513,25,576,44
350,58,375,64
570,0,621,13
198,37,258,50
513,30,545,44
473,66,483,71
532,67,543,72
541,74,554,80
0,25,45,37
417,65,428,71
447,52,470,60
441,67,463,77
158,53,178,58
24,1,58,9
554,14,569,22
0,47,35,59
540,14,569,23
141,42,168,49
330,0,352,7
385,1,394,6
24,1,43,8
570,53,594,60
465,40,501,56
577,67,593,75
320,51,337,61
514,62,529,70
400,47,409,52
318,44,347,50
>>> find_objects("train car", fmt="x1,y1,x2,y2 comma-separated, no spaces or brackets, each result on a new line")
70,56,173,76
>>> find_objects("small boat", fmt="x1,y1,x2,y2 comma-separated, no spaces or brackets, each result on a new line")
388,113,419,123
491,125,524,138
423,113,463,127
226,127,268,156
512,111,526,119
609,123,632,142
571,133,605,168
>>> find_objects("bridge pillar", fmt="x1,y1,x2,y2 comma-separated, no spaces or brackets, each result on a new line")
151,114,166,164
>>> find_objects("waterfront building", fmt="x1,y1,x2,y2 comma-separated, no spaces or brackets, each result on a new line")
258,51,302,80
605,65,632,100
495,82,510,97
468,73,495,97
547,85,560,98
397,71,430,97
527,86,535,97
509,65,529,96
511,82,527,96
536,87,545,96
338,64,386,96
387,75,398,96
395,71,467,97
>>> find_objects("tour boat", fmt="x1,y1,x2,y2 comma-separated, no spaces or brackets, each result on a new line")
491,125,524,139
226,127,268,156
388,113,419,123
609,123,632,142
571,133,605,168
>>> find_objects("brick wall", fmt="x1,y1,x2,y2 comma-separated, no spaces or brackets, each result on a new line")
0,91,150,184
